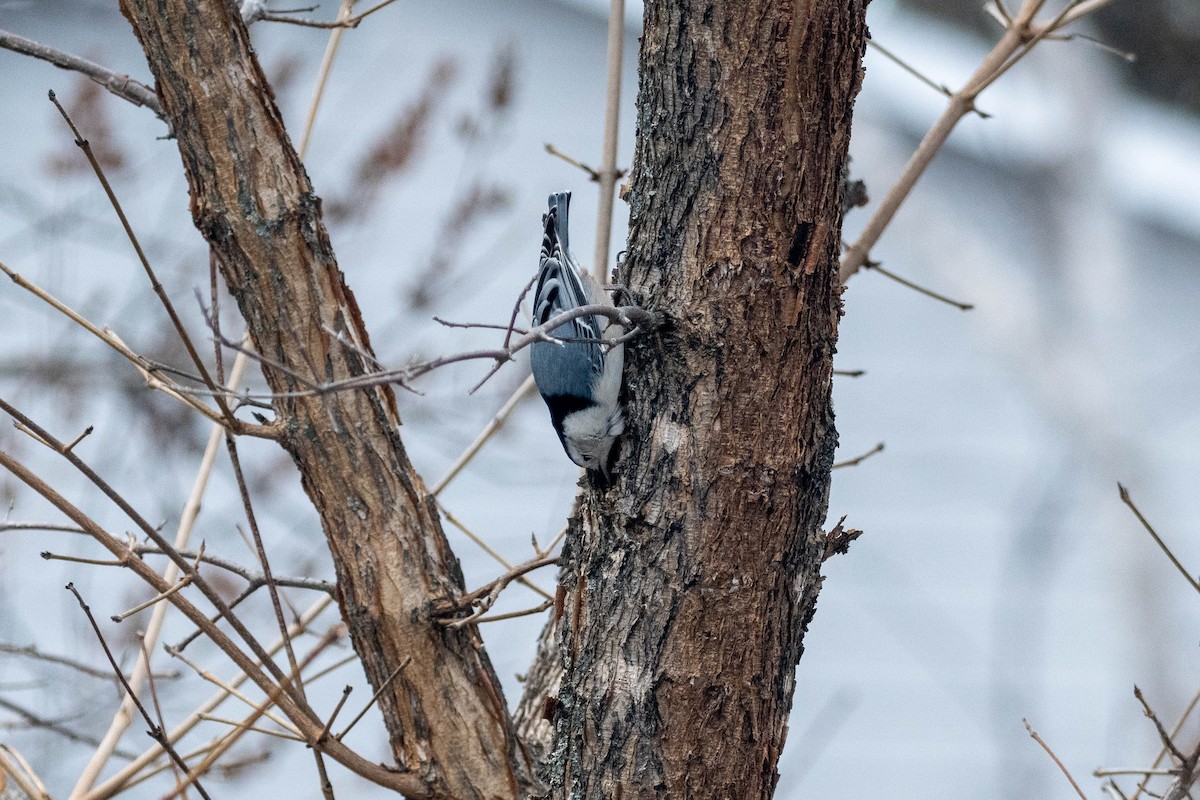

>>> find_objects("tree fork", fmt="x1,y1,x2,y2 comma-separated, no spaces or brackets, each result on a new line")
117,1,532,796
546,1,868,796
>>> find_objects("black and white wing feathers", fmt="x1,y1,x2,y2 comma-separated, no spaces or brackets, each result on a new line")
531,192,604,387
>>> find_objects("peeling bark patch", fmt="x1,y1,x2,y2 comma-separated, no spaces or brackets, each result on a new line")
786,221,812,267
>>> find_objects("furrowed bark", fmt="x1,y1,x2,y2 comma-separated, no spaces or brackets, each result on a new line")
117,1,530,797
545,1,867,796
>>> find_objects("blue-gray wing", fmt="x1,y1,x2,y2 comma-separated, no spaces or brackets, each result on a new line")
531,192,604,390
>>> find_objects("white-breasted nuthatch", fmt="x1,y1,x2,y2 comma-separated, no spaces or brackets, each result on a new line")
530,192,625,473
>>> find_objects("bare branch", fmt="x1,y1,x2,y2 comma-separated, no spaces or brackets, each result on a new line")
593,0,628,278
204,302,658,401
84,596,336,800
224,432,307,707
832,442,885,469
138,634,184,793
841,0,1116,282
438,503,554,601
196,714,303,742
48,90,238,427
544,143,601,181
0,521,87,535
0,431,428,794
438,554,560,629
1118,484,1200,595
111,572,194,623
66,582,215,800
0,746,51,800
335,657,411,741
0,400,292,689
866,37,990,118
472,599,554,625
134,546,334,595
0,642,176,681
862,259,975,311
1024,718,1089,800
249,0,401,28
431,374,537,494
0,260,278,439
0,28,164,119
0,697,139,759
1129,687,1200,800
1134,686,1188,767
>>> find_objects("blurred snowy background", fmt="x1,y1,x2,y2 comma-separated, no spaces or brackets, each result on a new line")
0,0,1197,798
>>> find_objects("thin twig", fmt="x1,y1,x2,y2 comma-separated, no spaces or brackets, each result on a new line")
111,573,194,623
0,521,87,535
0,28,164,118
1130,687,1200,800
138,634,185,798
301,653,359,687
866,37,990,118
84,596,335,800
1024,718,1089,800
224,433,307,706
0,697,139,759
197,715,304,742
66,583,214,800
1134,687,1188,766
1097,770,1178,778
544,143,600,181
64,425,94,453
0,402,296,693
1101,780,1131,800
70,354,249,799
429,374,536,494
296,0,356,156
438,504,554,601
170,583,258,653
502,270,541,351
0,642,176,681
472,599,554,624
593,0,627,278
864,260,974,311
0,261,277,439
832,442,885,469
1118,484,1200,595
336,657,411,741
316,686,354,744
0,746,51,800
157,625,345,800
133,546,334,594
166,647,302,734
253,0,399,28
439,553,560,628
204,302,658,401
48,91,237,428
841,0,1115,283
40,551,124,567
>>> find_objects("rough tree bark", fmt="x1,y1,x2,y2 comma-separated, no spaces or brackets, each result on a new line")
539,1,868,797
117,1,531,797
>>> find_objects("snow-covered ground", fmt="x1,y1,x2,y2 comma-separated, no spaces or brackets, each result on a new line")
0,1,1197,798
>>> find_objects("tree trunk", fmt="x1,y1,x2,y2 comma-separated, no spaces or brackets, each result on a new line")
117,1,531,797
545,1,867,796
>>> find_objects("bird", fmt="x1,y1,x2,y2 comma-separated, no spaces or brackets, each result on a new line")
529,191,625,474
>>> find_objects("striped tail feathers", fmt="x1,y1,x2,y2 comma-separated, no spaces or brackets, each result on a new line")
534,193,603,352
